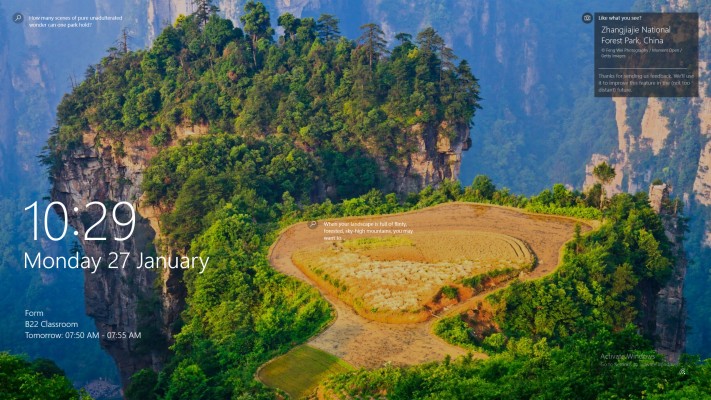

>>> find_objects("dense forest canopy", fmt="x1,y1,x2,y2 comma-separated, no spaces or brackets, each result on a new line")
44,0,480,201
0,353,91,399
323,326,711,399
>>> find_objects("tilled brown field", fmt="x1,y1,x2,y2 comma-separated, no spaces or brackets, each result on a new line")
293,231,532,315
268,202,593,368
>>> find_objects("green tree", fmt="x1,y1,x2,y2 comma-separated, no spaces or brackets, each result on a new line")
592,161,616,209
277,13,299,41
125,369,158,400
164,364,212,400
295,17,316,43
358,23,388,69
203,16,238,53
415,27,444,55
192,0,219,26
637,229,672,280
440,45,457,71
395,32,412,44
0,353,90,400
240,1,274,67
316,14,340,42
453,60,482,121
468,175,496,200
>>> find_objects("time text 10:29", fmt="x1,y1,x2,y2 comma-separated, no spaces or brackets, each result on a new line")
24,201,135,241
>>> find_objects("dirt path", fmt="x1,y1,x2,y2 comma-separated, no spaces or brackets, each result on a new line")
268,202,594,368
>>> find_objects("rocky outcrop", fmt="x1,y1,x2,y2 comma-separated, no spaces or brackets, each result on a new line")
693,60,711,208
583,153,625,196
51,131,177,387
647,184,687,362
639,99,671,156
144,0,273,43
396,122,471,194
582,97,670,196
582,68,703,362
654,249,687,363
693,140,711,206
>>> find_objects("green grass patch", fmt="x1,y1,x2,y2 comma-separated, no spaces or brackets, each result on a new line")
460,267,517,291
258,345,354,399
342,236,414,250
440,285,459,299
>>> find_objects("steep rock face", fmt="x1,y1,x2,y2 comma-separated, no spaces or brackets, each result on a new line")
694,140,711,207
582,98,671,196
647,184,687,362
654,247,687,363
639,99,671,156
51,125,209,387
143,0,275,43
583,153,626,196
581,98,641,196
142,0,237,43
51,131,169,386
693,60,711,207
395,123,471,194
584,66,706,360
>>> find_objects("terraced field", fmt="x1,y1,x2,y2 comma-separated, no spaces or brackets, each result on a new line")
293,231,533,316
263,202,595,396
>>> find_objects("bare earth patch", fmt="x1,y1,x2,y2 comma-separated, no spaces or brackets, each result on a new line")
268,202,593,369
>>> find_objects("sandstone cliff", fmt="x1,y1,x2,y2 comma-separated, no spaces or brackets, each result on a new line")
51,131,166,386
50,123,212,387
143,0,316,43
395,122,471,194
648,184,687,362
693,60,711,209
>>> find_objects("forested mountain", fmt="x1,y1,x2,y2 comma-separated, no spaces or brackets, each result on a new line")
1,0,709,398
35,2,706,398
46,6,480,199
43,3,481,391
